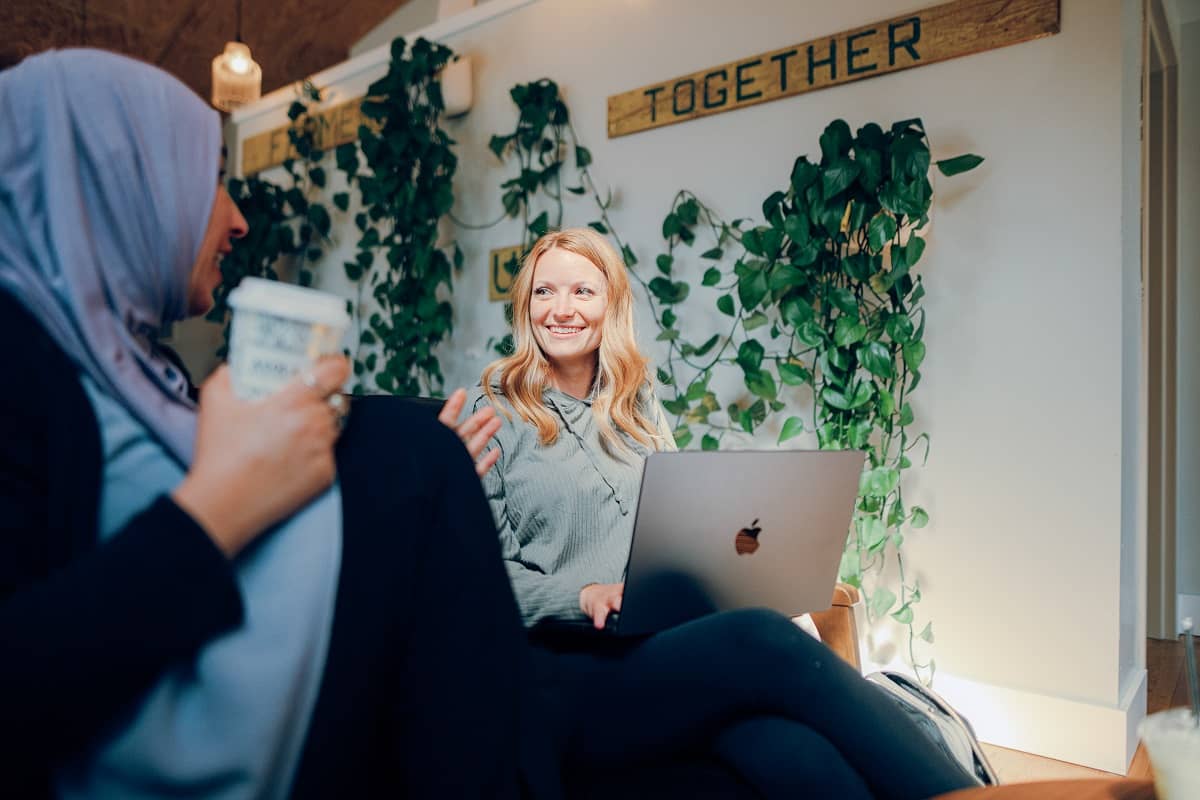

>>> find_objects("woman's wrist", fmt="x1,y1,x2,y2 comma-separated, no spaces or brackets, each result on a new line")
172,476,252,557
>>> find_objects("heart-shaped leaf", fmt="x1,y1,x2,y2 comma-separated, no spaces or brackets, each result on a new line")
778,362,810,386
778,416,805,444
868,213,897,251
858,341,894,379
737,339,765,372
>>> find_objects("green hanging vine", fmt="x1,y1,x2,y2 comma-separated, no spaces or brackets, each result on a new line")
645,119,983,682
337,37,460,396
214,39,460,396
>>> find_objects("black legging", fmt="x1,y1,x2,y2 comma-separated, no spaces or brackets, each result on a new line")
290,397,559,799
533,608,974,800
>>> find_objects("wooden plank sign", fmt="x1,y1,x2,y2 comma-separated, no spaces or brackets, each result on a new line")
607,0,1059,138
488,244,525,302
240,97,379,175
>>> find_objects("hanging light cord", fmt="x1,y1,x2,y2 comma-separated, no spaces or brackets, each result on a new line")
236,0,243,43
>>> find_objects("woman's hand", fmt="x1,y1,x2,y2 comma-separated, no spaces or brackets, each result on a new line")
579,583,624,629
172,358,350,557
438,388,502,477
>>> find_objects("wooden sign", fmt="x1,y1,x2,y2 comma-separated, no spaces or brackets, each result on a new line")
240,97,378,175
607,0,1059,138
488,244,525,302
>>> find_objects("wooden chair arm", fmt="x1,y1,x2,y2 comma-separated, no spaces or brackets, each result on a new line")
808,583,861,670
934,779,1156,799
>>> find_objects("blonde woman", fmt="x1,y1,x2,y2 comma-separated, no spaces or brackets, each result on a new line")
471,228,978,800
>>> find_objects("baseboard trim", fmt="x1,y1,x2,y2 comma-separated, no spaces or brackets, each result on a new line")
1178,593,1200,631
929,669,1147,775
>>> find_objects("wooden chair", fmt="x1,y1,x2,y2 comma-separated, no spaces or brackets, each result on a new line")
809,582,861,669
938,781,1155,799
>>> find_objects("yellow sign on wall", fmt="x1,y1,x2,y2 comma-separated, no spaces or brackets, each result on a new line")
489,245,525,302
241,97,378,175
607,0,1059,138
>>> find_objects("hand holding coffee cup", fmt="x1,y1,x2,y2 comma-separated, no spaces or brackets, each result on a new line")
173,357,350,557
173,278,353,556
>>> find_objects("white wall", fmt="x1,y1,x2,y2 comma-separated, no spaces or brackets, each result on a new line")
1118,0,1146,744
351,0,441,57
227,0,1146,772
1178,18,1200,612
351,0,507,57
1165,0,1200,53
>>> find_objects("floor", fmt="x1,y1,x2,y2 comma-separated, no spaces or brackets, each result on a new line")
980,637,1197,783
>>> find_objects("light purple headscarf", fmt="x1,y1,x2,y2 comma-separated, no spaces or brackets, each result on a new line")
2,52,342,800
0,48,220,461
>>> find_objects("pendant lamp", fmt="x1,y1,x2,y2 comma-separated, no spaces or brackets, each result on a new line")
211,0,261,112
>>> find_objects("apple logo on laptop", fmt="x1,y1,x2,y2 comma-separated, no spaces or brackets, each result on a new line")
735,518,762,555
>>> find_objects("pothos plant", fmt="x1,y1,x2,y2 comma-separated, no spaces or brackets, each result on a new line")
214,39,459,397
647,119,982,683
483,83,982,682
337,37,461,396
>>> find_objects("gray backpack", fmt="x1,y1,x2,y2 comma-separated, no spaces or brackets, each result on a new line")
866,670,1000,787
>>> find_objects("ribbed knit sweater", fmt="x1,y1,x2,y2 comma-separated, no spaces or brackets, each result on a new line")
470,384,671,627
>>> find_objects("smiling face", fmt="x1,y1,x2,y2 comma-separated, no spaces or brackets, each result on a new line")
529,246,609,383
186,181,248,317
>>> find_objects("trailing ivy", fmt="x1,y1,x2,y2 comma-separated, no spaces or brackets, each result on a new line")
281,80,336,289
337,37,461,396
489,79,571,243
647,119,983,683
212,41,459,397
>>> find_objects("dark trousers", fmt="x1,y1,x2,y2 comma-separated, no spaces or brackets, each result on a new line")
291,397,558,799
533,608,974,800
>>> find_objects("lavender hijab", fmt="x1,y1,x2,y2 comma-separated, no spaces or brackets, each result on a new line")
0,51,342,799
0,48,215,461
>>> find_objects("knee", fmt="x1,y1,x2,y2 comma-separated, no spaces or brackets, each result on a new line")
716,717,871,798
719,608,829,668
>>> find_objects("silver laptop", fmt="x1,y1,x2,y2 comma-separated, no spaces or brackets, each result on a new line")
608,449,865,636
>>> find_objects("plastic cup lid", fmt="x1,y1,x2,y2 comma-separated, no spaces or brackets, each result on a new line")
227,277,350,328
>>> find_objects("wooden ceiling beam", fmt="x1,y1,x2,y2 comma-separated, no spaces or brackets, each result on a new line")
153,0,209,66
2,0,410,101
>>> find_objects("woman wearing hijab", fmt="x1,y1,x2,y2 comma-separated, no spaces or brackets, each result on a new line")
0,49,539,799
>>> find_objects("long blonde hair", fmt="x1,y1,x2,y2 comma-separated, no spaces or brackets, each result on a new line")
481,228,671,454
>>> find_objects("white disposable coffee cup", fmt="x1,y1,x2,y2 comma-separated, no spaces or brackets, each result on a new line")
227,277,350,400
1139,708,1200,799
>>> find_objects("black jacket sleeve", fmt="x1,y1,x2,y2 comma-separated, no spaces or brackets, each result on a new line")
0,498,245,762
0,292,244,770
